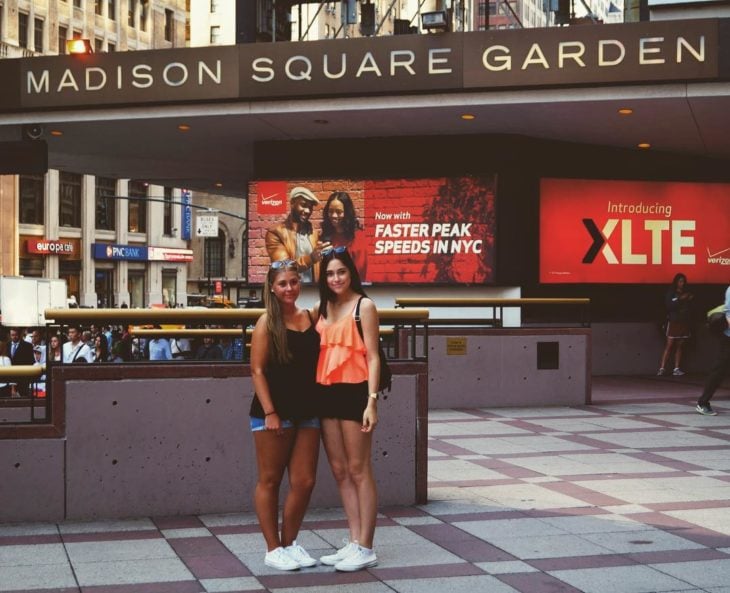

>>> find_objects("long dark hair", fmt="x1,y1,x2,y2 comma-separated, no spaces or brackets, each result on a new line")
672,273,688,290
264,261,299,364
321,191,362,242
317,248,367,319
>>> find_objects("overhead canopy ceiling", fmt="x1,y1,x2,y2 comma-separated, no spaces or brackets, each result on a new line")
0,18,728,195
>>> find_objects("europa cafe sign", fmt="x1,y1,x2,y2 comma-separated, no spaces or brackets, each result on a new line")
5,18,724,111
26,238,77,256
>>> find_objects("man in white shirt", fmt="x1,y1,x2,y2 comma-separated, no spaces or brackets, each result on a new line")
62,326,93,363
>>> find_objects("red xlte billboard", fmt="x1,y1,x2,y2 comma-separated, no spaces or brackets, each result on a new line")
540,178,730,284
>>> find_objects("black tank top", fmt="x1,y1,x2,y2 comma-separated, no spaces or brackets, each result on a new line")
249,317,320,421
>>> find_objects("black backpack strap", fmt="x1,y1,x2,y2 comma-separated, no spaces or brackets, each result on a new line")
354,296,365,340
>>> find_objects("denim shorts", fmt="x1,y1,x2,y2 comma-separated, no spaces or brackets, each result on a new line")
249,416,320,432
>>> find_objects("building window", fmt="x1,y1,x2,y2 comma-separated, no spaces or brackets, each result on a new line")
19,12,29,48
94,37,103,52
210,25,220,44
95,176,116,230
95,269,113,307
128,180,147,233
128,271,145,308
33,17,44,52
211,0,219,13
107,0,116,20
128,0,136,27
204,231,225,278
107,42,115,52
163,187,173,236
19,173,44,225
162,271,177,307
164,9,174,41
58,25,68,54
59,172,82,228
95,0,103,16
73,0,82,7
140,1,147,32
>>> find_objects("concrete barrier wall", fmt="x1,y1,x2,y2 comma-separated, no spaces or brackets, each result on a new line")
0,362,426,523
591,322,719,376
428,328,590,408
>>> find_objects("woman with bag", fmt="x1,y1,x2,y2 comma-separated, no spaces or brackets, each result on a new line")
314,246,381,572
658,273,694,376
249,260,321,571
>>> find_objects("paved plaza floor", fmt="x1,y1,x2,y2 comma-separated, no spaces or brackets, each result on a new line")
1,375,729,593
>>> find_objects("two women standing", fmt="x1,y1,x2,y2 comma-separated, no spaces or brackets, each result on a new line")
249,247,381,572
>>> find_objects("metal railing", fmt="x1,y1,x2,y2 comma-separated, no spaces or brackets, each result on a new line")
394,297,591,328
0,365,49,424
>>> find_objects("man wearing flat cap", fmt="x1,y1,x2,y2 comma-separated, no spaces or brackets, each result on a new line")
265,186,331,283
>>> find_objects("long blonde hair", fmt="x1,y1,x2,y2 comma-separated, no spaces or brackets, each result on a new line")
263,262,299,365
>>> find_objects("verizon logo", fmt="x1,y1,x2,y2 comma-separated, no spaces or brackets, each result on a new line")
260,194,283,206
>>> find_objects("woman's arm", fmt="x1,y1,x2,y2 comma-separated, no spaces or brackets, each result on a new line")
250,314,281,431
359,298,380,433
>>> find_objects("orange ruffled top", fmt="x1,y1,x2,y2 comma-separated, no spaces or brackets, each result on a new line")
316,310,368,386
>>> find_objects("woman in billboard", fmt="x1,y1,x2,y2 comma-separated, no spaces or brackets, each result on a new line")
658,273,694,376
315,247,380,572
249,260,321,571
321,192,368,281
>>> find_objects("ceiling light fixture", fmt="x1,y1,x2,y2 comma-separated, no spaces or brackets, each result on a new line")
214,182,223,188
461,114,476,121
618,108,634,115
177,124,191,132
50,130,63,137
637,142,651,149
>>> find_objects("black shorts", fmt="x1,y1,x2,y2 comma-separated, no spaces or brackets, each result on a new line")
318,381,368,422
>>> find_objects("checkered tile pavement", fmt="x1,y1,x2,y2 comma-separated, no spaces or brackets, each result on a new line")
1,376,729,593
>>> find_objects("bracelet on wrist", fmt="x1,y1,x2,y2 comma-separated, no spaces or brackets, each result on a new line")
264,411,276,416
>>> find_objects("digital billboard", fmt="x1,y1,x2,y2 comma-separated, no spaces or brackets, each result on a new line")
540,178,730,284
248,176,496,285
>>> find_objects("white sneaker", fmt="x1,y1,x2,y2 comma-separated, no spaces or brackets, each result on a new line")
284,541,318,568
320,541,358,566
264,546,300,571
334,545,378,572
672,368,685,376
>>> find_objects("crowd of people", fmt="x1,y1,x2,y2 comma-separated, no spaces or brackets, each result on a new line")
0,323,245,372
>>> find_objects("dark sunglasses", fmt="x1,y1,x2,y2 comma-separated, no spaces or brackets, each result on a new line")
270,259,297,270
321,246,347,258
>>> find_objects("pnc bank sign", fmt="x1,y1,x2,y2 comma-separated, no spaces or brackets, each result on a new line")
11,18,723,110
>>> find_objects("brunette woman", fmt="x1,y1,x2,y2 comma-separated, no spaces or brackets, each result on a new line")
321,192,368,281
250,260,321,571
315,246,380,571
659,273,694,376
47,334,63,363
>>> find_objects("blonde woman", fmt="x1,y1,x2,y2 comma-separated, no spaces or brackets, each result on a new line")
249,260,321,571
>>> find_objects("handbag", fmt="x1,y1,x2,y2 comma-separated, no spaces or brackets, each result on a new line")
355,296,392,393
707,304,729,336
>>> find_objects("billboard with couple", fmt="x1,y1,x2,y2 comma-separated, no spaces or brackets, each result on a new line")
247,176,497,285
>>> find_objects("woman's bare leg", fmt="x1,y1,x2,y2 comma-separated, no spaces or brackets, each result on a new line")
321,418,361,543
281,427,320,546
340,420,377,549
253,429,296,551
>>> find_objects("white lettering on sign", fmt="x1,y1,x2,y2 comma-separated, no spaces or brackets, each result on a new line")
481,35,705,71
25,60,223,94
